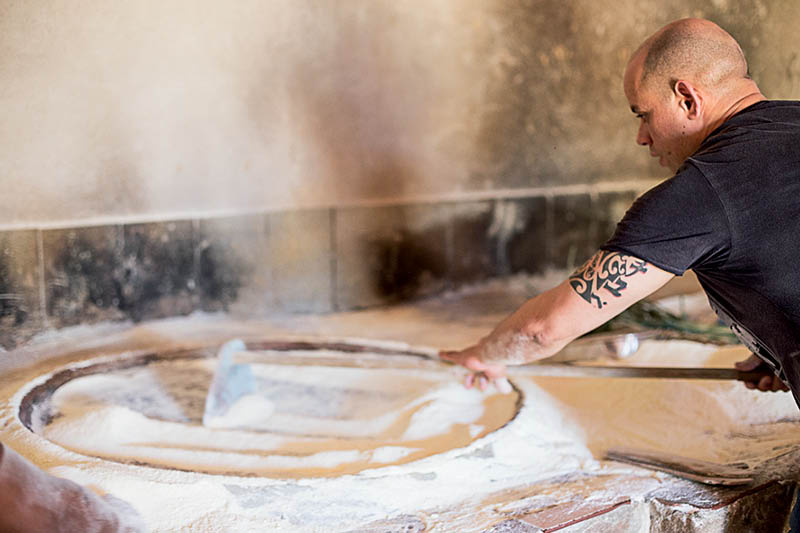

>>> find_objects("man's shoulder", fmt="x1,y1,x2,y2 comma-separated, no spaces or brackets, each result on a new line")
626,166,720,229
716,100,800,132
735,99,800,116
689,100,800,176
643,164,709,200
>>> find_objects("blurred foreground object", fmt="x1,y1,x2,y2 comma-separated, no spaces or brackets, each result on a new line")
0,442,144,533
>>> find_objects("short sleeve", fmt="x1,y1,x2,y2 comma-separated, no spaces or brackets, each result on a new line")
601,165,731,275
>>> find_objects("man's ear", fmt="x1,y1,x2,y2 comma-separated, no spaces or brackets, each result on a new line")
673,80,702,119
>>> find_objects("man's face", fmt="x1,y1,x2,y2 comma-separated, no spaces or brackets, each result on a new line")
623,56,700,173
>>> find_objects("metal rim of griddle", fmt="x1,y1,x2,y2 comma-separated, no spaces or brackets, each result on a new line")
16,338,525,477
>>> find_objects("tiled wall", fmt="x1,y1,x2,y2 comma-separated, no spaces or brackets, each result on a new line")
0,189,638,349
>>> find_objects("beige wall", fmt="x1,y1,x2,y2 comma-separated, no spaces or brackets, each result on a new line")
1,1,799,228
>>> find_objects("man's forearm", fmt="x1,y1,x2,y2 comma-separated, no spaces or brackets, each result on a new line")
472,250,673,366
474,291,574,365
478,328,560,365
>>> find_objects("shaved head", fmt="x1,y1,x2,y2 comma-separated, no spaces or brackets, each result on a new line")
633,19,749,96
623,18,764,173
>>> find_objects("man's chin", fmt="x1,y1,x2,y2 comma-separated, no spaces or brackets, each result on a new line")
658,157,681,173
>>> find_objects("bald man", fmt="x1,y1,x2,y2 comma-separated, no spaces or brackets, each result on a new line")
444,17,800,392
443,18,800,523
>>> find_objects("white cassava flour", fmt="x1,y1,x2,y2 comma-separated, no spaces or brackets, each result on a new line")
40,358,519,478
1,304,799,532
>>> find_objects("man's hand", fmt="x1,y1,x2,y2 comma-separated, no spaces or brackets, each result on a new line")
439,251,672,396
440,345,512,393
734,353,789,392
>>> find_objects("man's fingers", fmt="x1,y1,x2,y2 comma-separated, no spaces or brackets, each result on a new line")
772,378,789,392
440,348,486,372
439,350,456,361
465,373,513,394
734,353,762,371
440,349,475,363
755,375,789,392
745,374,789,393
464,373,475,389
735,353,789,393
441,347,511,393
440,350,462,365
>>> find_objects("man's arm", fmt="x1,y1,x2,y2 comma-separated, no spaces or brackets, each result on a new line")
441,250,674,389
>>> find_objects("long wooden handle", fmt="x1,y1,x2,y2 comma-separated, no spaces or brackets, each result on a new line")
234,350,771,382
508,364,768,381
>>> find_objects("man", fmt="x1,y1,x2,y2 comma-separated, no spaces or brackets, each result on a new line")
442,16,800,524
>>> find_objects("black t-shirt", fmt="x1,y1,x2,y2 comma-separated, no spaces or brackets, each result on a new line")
603,100,800,400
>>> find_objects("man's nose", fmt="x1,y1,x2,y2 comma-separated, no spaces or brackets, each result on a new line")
636,123,651,146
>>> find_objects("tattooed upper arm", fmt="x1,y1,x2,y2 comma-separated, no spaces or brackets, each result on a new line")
568,251,649,309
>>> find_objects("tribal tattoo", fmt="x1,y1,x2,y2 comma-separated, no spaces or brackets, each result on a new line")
568,251,648,309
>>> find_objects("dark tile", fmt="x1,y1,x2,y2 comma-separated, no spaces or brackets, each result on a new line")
593,190,638,247
121,221,197,321
506,197,549,276
43,225,126,328
448,201,495,283
269,209,332,313
336,204,448,309
0,230,42,348
550,193,595,271
198,215,269,313
455,198,549,278
447,198,548,282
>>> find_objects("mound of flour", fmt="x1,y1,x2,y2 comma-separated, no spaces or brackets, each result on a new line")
41,359,519,478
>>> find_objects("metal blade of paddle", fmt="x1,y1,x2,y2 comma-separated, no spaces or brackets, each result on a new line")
202,339,256,427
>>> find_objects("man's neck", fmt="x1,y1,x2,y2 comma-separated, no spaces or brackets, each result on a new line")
702,82,766,138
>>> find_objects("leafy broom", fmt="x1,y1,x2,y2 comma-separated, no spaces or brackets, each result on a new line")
590,300,739,346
